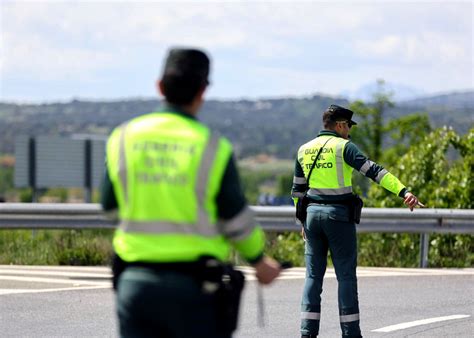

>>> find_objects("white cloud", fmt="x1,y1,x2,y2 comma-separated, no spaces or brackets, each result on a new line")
0,0,472,101
355,36,402,57
354,31,471,66
2,31,118,81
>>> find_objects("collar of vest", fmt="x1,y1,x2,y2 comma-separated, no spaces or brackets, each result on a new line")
318,130,344,138
161,104,198,121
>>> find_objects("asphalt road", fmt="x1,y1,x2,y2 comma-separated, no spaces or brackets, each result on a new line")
0,266,472,337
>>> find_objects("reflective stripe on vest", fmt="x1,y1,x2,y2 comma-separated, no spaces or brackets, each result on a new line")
335,140,345,187
119,122,130,205
117,129,221,237
299,136,353,196
308,187,353,195
119,219,218,236
375,168,389,183
293,176,307,184
359,159,375,176
218,206,255,241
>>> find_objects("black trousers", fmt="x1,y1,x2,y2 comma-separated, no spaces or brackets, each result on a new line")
116,266,231,338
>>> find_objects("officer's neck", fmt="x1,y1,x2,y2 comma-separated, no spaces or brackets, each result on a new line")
325,127,349,140
165,103,199,118
179,96,203,117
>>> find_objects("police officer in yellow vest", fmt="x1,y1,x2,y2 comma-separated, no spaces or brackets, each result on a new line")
101,48,281,338
291,105,421,338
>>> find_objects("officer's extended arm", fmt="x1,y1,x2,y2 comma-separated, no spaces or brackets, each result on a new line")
344,142,421,211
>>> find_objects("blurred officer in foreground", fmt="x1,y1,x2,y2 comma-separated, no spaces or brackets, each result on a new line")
291,105,422,338
101,47,281,338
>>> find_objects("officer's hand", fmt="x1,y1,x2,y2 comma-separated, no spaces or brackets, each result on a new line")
301,227,306,241
404,192,422,211
253,256,281,285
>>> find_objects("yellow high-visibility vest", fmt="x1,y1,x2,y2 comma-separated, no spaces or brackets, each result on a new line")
298,135,353,196
106,112,264,263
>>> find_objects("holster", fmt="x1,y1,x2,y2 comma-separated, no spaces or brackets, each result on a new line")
296,194,310,224
301,194,364,225
194,258,246,334
212,265,245,334
111,254,245,334
349,194,363,224
111,253,126,290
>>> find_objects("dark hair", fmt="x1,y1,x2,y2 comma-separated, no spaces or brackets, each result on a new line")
161,48,210,105
161,74,206,105
323,110,337,129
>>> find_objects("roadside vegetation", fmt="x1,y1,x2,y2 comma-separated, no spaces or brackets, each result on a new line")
0,84,472,268
0,229,113,265
266,84,473,268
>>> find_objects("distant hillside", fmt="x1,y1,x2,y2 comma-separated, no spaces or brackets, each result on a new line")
342,82,425,101
394,91,473,135
399,91,474,109
0,91,472,159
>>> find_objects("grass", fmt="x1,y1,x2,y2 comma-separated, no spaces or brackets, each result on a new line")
0,229,114,265
1,229,471,268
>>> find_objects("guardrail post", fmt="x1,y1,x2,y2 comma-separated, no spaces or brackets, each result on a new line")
84,139,92,203
419,233,430,268
28,138,38,202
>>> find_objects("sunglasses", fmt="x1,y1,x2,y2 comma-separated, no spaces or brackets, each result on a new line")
337,120,354,128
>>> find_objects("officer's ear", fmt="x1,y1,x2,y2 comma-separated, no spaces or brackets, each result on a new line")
157,80,165,97
195,85,207,101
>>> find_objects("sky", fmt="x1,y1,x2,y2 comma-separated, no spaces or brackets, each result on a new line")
0,0,473,103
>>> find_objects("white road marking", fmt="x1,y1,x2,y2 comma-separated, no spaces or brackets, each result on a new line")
372,314,471,332
0,268,111,278
0,275,110,286
1,266,473,295
241,267,474,281
0,285,111,295
0,265,109,272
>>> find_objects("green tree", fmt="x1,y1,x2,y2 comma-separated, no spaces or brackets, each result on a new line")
0,155,14,197
276,173,293,197
348,81,432,197
239,168,276,204
368,127,472,209
0,167,13,195
349,80,432,166
382,114,431,165
349,79,394,162
365,127,474,267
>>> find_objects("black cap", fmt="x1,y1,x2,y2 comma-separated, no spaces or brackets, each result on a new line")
325,105,357,126
162,48,210,84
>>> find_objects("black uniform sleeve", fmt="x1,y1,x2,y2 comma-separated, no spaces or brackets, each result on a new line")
344,142,407,197
291,158,307,199
216,154,247,220
216,154,265,265
343,142,387,180
101,168,118,211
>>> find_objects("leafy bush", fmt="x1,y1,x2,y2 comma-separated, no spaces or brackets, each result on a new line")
358,233,419,267
365,127,474,267
265,232,305,267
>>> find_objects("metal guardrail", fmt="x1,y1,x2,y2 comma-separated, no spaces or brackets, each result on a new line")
251,206,474,233
1,203,473,267
0,203,115,229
